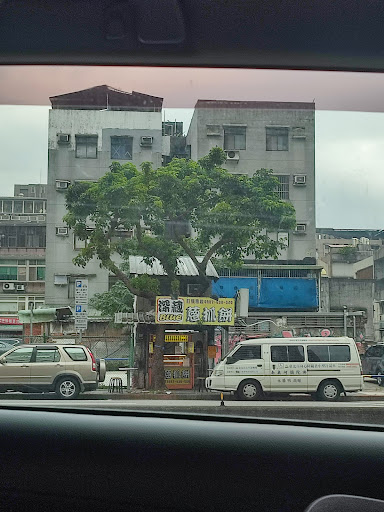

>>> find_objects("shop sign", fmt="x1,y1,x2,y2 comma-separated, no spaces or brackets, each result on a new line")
156,296,235,326
208,345,217,358
151,333,190,342
187,341,195,353
165,367,191,385
0,317,22,325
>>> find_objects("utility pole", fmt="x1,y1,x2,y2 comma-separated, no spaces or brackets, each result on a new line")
343,306,348,337
29,302,34,344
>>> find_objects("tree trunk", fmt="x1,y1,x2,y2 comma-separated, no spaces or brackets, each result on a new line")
150,323,166,390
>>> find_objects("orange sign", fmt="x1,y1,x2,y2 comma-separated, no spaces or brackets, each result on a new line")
208,346,217,358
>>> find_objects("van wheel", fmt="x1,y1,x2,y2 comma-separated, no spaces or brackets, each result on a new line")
316,380,342,402
237,380,262,401
55,377,80,400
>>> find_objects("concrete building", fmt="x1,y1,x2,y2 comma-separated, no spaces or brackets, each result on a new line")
14,184,46,199
316,228,384,279
187,100,316,264
188,100,320,325
315,228,384,342
45,85,163,312
0,186,46,337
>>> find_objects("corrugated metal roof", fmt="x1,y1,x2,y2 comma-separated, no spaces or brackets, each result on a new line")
129,256,218,278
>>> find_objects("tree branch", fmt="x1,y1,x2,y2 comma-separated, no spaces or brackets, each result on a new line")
201,237,229,270
103,258,156,300
175,235,203,273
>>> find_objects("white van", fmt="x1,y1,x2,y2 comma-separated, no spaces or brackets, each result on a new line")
206,337,363,401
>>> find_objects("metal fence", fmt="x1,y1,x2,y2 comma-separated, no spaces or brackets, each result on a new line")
4,334,132,360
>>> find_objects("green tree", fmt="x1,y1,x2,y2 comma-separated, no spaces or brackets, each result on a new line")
64,147,296,389
89,281,134,319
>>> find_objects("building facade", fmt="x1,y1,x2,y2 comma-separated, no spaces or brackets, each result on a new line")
45,85,163,312
0,187,46,336
187,100,319,320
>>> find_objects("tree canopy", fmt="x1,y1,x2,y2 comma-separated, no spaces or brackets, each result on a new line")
64,147,296,299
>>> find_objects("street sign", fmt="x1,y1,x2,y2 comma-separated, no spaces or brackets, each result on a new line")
75,279,88,331
75,279,88,305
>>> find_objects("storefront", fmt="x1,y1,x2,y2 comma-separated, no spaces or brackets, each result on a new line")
0,316,23,337
148,332,195,389
149,296,235,390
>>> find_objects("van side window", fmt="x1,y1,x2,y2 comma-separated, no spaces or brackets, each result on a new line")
329,345,350,362
308,345,350,362
271,345,304,362
232,346,261,362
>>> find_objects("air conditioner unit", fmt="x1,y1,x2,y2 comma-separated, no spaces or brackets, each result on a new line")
295,224,307,233
56,227,69,236
56,180,70,190
225,150,240,161
16,284,25,291
293,175,307,185
3,283,15,291
57,134,70,144
187,284,201,296
140,136,153,146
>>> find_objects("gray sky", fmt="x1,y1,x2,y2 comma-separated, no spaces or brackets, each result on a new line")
1,66,384,228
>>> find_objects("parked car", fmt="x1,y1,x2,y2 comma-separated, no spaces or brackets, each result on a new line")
0,341,18,356
360,344,384,378
0,344,106,399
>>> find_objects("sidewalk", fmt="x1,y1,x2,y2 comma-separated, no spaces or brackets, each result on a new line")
95,375,384,401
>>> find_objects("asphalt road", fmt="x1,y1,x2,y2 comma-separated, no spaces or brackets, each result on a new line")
2,398,384,425
1,398,384,408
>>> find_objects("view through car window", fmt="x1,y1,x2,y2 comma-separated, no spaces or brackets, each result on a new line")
0,66,383,422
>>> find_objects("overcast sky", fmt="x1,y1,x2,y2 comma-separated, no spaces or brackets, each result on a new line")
0,66,383,229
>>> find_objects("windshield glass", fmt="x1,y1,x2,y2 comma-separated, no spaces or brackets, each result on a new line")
0,65,383,424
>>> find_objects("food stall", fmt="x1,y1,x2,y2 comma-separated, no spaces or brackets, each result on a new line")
148,332,195,389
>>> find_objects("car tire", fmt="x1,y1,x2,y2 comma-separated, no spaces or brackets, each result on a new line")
55,377,80,400
377,371,384,387
316,380,342,402
97,358,106,383
237,379,263,401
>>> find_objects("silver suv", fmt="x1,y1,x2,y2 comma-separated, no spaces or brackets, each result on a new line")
0,344,106,399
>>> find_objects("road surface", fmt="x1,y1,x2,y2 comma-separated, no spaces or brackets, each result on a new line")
1,398,384,424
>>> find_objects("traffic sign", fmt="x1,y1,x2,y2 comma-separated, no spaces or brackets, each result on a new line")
75,279,88,331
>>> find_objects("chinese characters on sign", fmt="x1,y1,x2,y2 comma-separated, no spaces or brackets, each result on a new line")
164,367,191,385
155,296,235,325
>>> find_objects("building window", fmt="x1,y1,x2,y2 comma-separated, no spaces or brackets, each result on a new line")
3,201,12,213
0,226,46,248
24,201,33,214
224,126,246,150
75,135,98,159
34,201,45,214
111,136,133,160
29,267,37,281
274,175,290,199
266,127,289,151
37,267,45,280
13,201,23,214
0,267,17,280
74,236,86,250
18,266,26,281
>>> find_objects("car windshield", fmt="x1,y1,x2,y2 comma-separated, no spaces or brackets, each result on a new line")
0,65,383,424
